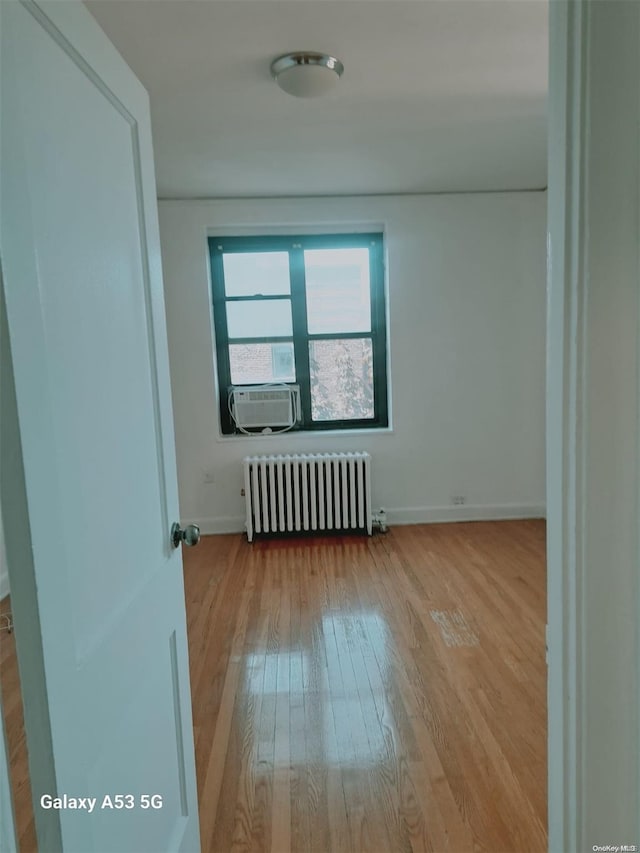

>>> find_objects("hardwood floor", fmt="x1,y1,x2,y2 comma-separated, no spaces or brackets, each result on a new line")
186,521,547,853
1,520,547,852
0,597,37,851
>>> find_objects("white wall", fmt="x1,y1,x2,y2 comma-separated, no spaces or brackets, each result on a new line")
158,192,546,533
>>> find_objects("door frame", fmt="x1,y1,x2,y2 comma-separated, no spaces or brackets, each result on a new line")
546,2,585,847
547,1,640,850
1,245,61,849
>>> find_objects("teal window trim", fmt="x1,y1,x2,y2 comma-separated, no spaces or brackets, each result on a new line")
209,233,389,434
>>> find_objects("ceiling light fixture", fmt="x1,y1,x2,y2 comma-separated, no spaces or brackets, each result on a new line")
270,52,344,98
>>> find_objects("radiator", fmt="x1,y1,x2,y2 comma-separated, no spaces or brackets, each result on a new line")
243,452,372,542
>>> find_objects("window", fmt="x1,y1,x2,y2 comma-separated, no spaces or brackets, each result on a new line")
209,233,388,434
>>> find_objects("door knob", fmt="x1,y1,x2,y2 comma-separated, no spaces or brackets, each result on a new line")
171,522,201,549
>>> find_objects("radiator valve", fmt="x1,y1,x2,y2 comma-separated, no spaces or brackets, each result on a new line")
373,508,388,534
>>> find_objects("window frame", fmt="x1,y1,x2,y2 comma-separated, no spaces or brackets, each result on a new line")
209,232,388,434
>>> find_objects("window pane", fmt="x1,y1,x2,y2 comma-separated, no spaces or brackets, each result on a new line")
304,248,371,334
309,338,374,420
222,252,290,297
229,342,295,384
226,299,292,338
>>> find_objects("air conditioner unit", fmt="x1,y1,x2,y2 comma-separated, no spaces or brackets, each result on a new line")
231,385,300,429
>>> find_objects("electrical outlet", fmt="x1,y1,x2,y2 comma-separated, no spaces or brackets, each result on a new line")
451,495,466,506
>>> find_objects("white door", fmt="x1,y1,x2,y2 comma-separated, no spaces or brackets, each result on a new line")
0,2,201,851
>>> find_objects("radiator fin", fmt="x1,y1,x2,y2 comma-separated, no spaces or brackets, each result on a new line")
243,453,372,542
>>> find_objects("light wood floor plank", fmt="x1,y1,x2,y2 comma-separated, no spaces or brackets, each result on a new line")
0,598,37,853
185,521,547,853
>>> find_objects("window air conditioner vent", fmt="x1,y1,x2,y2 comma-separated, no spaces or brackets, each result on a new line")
231,385,299,429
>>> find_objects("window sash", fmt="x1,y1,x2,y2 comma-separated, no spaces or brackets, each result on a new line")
210,233,387,433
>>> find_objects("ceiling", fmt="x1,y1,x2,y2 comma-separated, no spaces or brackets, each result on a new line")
87,0,548,199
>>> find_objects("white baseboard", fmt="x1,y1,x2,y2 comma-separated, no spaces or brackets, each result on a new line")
190,504,545,537
386,503,546,525
189,516,246,535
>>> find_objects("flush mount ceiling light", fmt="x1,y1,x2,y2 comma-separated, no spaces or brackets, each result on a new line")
270,52,344,98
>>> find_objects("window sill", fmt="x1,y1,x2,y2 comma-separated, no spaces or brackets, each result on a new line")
215,426,394,443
